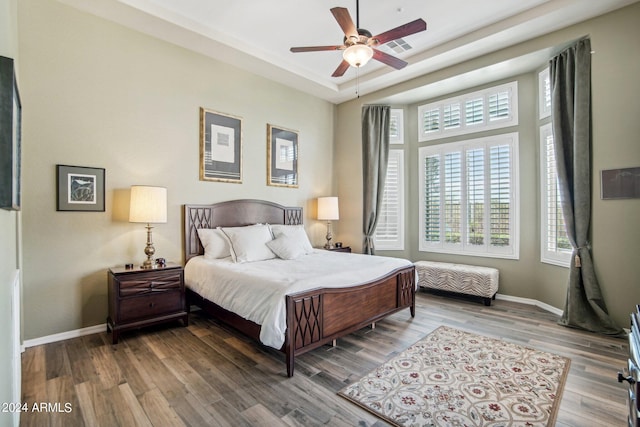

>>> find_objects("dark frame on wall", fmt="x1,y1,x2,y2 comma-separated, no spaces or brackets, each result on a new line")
0,56,22,211
267,124,299,188
199,108,243,184
601,167,640,199
56,165,106,212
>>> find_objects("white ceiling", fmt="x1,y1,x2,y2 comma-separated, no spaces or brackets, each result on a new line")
58,0,638,104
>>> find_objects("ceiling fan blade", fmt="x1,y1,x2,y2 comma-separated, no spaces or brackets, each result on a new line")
331,60,351,77
330,7,358,39
371,18,427,45
372,49,408,70
290,45,344,53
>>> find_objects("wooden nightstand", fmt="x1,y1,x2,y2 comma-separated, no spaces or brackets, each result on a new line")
107,263,188,344
326,246,351,253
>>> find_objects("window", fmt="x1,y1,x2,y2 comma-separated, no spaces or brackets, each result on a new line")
418,82,518,141
419,133,519,259
375,149,405,250
540,123,571,266
389,109,404,144
539,68,551,119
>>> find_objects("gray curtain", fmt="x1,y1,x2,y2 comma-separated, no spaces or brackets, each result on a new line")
550,38,623,336
362,105,390,255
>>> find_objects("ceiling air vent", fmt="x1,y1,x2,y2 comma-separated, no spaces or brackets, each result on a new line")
385,38,413,54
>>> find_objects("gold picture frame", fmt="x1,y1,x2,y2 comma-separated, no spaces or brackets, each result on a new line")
267,124,298,188
200,108,243,183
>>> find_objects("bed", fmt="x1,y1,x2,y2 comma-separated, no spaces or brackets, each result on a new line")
183,199,416,377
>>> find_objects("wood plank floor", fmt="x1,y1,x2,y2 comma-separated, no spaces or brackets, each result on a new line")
21,291,629,426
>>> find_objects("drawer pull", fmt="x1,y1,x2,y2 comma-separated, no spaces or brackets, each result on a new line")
149,303,155,308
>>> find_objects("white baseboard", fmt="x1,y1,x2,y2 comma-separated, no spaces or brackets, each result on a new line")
495,293,564,316
23,323,106,349
11,270,21,427
22,296,563,348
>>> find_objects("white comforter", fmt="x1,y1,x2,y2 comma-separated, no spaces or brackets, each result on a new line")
184,250,412,349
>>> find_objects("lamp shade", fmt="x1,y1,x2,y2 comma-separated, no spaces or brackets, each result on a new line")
343,44,373,68
317,197,339,221
129,185,167,223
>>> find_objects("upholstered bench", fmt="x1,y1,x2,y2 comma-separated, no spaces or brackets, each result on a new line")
414,261,499,306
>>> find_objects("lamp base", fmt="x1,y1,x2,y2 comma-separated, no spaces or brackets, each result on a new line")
140,223,156,269
324,221,335,250
140,259,157,269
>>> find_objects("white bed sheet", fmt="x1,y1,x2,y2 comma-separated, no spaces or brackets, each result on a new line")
184,250,412,349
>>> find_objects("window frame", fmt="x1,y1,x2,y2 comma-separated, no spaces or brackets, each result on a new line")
418,133,520,259
418,81,519,142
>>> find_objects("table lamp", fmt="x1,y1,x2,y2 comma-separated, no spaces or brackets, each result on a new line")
317,196,339,249
129,185,167,269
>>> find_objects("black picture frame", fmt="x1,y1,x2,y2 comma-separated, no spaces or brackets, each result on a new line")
56,165,106,211
0,56,21,211
601,167,640,200
199,108,242,183
267,124,298,188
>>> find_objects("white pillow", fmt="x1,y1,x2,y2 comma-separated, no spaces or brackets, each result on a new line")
220,224,276,263
197,228,231,259
269,224,313,254
266,235,307,260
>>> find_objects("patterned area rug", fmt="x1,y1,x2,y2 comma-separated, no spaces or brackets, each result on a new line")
339,326,570,427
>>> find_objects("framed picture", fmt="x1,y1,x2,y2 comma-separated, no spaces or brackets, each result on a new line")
0,56,21,211
601,167,640,200
267,124,298,188
56,165,105,211
200,108,242,183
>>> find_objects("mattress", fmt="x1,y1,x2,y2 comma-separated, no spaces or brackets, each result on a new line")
184,250,412,349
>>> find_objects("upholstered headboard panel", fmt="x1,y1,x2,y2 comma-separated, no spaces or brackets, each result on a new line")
183,199,303,262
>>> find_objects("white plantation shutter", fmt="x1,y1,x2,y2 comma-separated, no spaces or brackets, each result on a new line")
422,107,439,134
539,68,551,118
489,91,510,121
465,97,484,126
419,133,519,259
389,109,404,144
374,150,404,250
418,82,518,141
423,155,441,243
443,151,462,244
443,103,461,130
489,145,511,247
466,148,485,246
540,123,571,266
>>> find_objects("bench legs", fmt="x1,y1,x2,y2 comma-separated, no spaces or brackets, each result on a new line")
482,293,497,306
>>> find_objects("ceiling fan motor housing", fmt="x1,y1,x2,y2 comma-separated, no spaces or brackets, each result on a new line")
343,28,374,47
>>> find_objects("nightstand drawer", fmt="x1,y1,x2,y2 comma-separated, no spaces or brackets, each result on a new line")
118,271,182,297
107,263,188,344
119,291,184,322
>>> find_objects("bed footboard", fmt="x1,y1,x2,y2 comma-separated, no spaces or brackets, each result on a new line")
284,265,415,377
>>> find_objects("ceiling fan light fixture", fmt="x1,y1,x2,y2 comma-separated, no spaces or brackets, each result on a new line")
343,44,373,68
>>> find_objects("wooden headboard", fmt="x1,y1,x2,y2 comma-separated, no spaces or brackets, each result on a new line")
183,199,303,262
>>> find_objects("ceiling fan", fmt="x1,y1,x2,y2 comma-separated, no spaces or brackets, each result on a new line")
290,1,427,77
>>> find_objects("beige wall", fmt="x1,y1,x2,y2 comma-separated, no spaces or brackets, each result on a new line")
18,0,336,340
16,0,640,341
335,3,640,328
